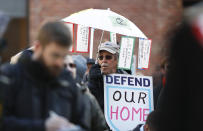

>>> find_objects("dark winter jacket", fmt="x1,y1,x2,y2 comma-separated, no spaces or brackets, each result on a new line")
0,69,11,131
88,64,127,112
1,52,90,131
78,83,108,131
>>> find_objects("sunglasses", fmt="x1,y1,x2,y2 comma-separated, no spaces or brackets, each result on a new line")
68,63,76,68
98,55,113,60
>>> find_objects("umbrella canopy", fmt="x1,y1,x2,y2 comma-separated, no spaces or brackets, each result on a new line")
62,8,147,39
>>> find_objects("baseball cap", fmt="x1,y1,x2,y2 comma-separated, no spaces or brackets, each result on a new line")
98,41,120,54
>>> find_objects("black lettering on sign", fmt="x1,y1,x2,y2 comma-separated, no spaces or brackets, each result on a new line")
138,92,147,104
124,91,135,103
113,91,121,101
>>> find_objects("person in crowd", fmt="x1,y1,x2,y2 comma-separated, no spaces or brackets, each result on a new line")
159,57,169,88
133,110,163,131
64,55,108,131
72,55,87,85
82,58,95,83
157,2,203,131
1,21,91,131
152,57,169,109
64,55,76,79
88,41,128,112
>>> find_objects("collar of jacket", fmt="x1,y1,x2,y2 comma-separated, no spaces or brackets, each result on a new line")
17,50,59,83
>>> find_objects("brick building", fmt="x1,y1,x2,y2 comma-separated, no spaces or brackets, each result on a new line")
1,0,199,75
29,0,183,75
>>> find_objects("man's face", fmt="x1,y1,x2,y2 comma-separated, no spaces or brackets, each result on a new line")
98,50,118,75
38,42,68,77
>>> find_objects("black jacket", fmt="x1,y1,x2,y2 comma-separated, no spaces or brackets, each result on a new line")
88,64,127,112
132,124,144,131
1,52,89,131
79,83,108,131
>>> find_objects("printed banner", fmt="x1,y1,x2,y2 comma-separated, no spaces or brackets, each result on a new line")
104,74,154,131
64,22,74,52
110,32,117,44
138,38,152,70
118,36,135,70
76,25,90,53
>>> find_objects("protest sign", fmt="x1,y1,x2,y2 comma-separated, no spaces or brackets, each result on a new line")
104,74,154,131
89,28,95,58
65,22,74,52
118,36,135,70
110,32,117,44
138,38,152,70
76,25,90,53
131,55,137,75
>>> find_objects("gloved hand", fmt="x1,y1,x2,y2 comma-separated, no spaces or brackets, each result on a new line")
45,111,74,131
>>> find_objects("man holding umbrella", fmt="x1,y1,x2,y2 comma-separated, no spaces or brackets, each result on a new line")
88,41,127,112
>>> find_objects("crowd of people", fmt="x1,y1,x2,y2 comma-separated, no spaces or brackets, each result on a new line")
0,1,203,131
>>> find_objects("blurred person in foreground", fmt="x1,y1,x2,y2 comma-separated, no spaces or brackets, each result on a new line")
156,2,203,131
88,41,128,112
0,10,10,130
1,21,90,131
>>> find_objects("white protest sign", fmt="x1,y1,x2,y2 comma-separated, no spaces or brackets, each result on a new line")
104,74,154,131
131,55,137,75
138,38,152,69
110,32,117,44
118,36,135,70
76,25,90,53
89,28,95,59
65,23,74,52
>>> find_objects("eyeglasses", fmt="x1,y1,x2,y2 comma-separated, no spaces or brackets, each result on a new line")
98,55,113,60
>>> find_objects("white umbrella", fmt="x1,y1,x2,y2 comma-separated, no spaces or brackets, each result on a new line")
62,8,147,39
